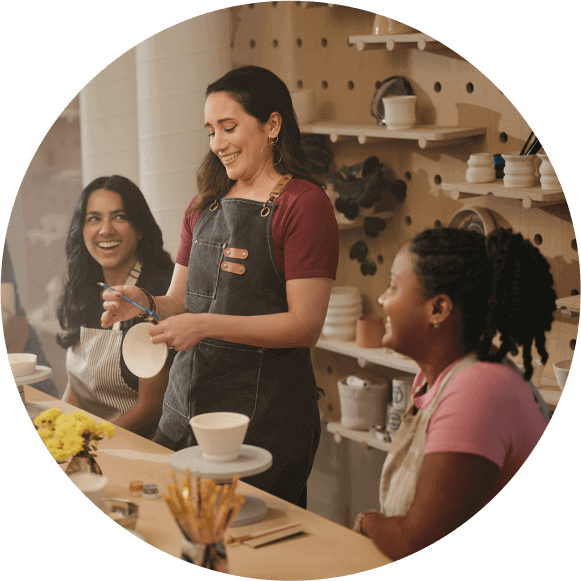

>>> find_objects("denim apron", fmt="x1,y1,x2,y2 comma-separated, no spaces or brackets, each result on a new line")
157,176,321,505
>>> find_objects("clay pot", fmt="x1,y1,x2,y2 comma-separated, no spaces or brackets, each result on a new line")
356,315,386,348
537,153,561,190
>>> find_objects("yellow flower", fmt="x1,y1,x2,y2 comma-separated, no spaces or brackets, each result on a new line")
33,408,115,462
99,422,115,439
34,407,62,429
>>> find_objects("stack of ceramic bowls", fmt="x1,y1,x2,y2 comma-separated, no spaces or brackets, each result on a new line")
322,287,362,341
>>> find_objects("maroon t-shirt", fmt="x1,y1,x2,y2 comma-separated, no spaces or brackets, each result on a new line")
176,179,339,281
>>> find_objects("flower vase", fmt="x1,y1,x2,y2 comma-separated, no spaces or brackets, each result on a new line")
65,454,102,476
466,153,495,183
537,154,561,190
501,153,537,188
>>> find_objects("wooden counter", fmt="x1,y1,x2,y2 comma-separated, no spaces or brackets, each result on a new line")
24,386,391,579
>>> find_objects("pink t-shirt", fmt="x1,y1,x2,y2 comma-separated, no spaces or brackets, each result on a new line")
176,179,339,281
413,358,548,494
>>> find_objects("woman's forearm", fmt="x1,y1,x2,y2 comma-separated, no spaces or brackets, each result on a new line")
154,293,186,320
198,311,322,348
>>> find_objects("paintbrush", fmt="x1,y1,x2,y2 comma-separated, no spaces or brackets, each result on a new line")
97,282,160,321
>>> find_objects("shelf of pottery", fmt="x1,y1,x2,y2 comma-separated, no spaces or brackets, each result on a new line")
441,152,565,209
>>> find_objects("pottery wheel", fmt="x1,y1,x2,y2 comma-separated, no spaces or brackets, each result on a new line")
170,444,273,527
14,365,52,420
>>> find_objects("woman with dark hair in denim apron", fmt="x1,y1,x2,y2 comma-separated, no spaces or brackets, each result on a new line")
101,66,339,508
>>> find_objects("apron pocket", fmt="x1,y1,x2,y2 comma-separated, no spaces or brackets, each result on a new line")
190,339,264,421
186,238,226,300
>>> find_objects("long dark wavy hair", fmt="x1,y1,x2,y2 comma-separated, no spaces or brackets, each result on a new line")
57,175,173,349
409,227,556,381
194,65,325,214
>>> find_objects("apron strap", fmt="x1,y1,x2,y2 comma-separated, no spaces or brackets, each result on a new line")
260,174,293,217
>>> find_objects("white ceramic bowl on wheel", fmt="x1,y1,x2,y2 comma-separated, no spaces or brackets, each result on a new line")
8,353,37,377
189,412,250,462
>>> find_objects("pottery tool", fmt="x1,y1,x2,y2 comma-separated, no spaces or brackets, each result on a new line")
520,131,534,155
525,137,542,156
226,522,304,547
97,282,160,321
162,473,245,546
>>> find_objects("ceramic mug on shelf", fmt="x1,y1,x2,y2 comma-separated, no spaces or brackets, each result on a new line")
501,152,537,188
537,153,561,190
382,95,417,130
466,153,495,183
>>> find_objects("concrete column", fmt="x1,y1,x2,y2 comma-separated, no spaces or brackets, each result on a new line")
135,11,230,260
79,48,139,185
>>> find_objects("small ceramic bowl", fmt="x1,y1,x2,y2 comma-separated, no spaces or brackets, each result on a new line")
322,323,357,341
553,360,571,391
69,473,109,509
8,353,37,377
326,304,363,317
122,322,168,378
102,498,139,530
189,412,250,462
328,287,361,308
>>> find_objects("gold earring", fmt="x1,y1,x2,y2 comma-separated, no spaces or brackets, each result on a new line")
269,135,278,144
433,321,440,329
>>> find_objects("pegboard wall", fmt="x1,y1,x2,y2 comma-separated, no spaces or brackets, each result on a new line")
230,2,579,421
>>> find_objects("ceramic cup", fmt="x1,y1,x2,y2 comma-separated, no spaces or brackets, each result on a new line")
382,95,417,130
391,376,413,411
290,89,316,125
122,321,168,378
501,152,537,188
537,153,561,190
465,153,496,183
553,359,571,391
189,412,250,462
356,315,386,348
69,473,109,510
372,14,389,35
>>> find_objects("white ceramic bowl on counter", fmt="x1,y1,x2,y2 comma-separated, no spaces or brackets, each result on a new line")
8,353,37,377
189,412,250,462
553,359,571,391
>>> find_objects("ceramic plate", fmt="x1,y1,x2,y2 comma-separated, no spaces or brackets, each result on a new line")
122,322,168,378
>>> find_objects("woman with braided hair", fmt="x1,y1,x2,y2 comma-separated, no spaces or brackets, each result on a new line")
354,227,555,561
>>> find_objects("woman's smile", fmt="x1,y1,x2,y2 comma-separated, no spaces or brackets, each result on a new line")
221,151,240,163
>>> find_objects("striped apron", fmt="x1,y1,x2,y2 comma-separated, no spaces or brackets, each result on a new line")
379,353,550,516
66,263,142,422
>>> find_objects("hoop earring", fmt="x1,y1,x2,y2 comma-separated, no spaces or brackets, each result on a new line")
261,139,282,165
269,135,279,144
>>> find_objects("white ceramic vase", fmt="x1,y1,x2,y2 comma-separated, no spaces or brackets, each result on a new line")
465,153,495,183
382,95,417,130
537,153,561,190
501,153,537,188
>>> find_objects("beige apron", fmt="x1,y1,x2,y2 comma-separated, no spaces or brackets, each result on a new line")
65,263,142,422
379,353,550,516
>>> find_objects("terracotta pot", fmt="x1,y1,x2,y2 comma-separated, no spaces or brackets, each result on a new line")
356,315,385,348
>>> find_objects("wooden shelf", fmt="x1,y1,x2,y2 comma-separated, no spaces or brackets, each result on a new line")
336,210,393,231
315,338,419,374
441,180,566,209
538,378,562,412
327,422,391,452
349,33,442,52
300,122,486,149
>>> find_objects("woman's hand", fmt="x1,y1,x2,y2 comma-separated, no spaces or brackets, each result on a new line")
101,285,148,328
148,313,204,351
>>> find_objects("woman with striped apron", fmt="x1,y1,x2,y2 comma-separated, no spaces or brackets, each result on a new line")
65,265,141,423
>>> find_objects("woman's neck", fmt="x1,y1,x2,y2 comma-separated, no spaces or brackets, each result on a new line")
103,260,138,288
416,343,472,389
228,167,282,200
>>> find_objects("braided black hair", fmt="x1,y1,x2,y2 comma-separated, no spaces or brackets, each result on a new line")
409,227,556,381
